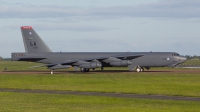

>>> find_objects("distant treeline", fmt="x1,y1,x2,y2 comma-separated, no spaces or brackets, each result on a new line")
0,58,11,61
184,55,200,60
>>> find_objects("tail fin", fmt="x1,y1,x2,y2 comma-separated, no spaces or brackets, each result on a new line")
21,26,52,53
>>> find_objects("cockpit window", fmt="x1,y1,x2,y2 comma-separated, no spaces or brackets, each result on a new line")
172,53,180,56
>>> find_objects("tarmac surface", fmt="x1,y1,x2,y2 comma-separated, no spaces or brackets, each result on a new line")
1,69,200,101
0,88,200,101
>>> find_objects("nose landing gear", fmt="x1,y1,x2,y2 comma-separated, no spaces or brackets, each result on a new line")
51,69,54,74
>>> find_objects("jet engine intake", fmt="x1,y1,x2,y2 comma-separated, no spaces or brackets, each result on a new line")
110,60,132,66
79,62,102,69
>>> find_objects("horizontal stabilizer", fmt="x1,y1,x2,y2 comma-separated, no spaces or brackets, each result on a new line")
18,58,47,62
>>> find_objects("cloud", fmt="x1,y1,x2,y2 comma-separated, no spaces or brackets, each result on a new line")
33,24,115,31
50,37,137,52
0,0,200,20
0,23,115,32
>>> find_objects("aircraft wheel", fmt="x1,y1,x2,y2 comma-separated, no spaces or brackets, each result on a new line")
51,69,54,74
86,69,90,72
81,68,90,72
141,68,144,72
136,68,141,72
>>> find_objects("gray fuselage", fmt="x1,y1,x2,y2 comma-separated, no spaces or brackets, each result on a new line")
12,52,186,68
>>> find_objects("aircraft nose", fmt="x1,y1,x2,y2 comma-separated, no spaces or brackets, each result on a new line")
178,57,187,63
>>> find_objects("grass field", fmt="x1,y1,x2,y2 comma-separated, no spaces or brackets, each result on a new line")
181,58,200,65
0,61,47,71
0,73,200,97
0,60,200,111
0,92,200,112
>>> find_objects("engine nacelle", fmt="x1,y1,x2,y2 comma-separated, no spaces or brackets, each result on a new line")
79,62,102,69
110,60,132,66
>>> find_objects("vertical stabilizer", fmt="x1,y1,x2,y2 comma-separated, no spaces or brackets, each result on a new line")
21,26,52,53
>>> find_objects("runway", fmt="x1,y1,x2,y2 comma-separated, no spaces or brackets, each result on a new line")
0,88,200,101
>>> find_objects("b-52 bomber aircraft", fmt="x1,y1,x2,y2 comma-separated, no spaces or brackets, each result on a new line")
11,26,187,74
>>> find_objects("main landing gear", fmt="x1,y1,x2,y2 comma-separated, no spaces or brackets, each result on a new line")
80,68,90,72
81,67,103,72
136,66,144,72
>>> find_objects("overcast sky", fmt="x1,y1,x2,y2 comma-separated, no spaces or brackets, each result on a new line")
1,0,200,58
